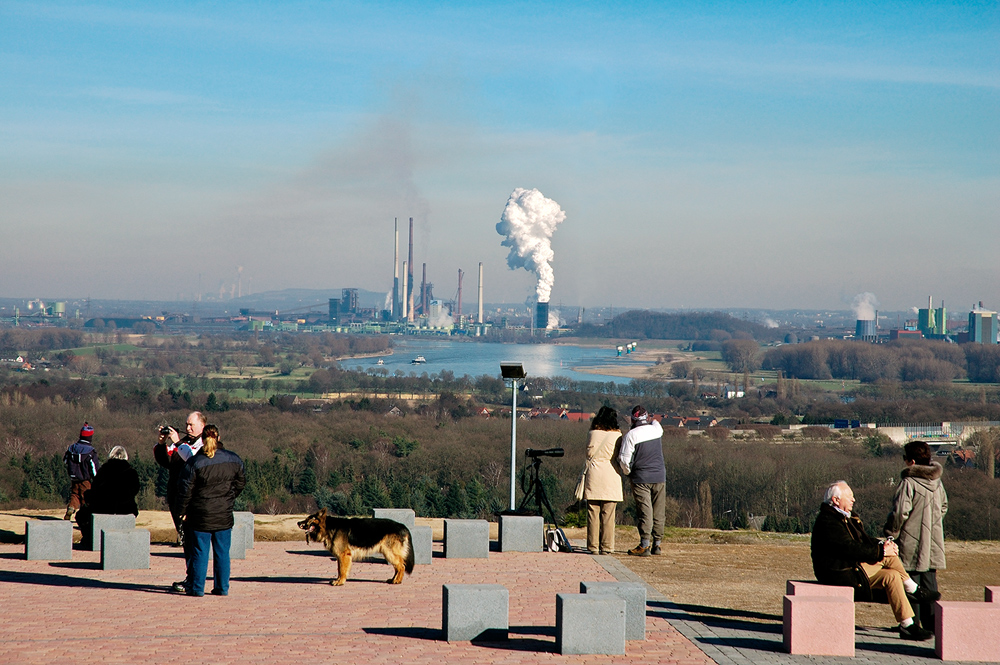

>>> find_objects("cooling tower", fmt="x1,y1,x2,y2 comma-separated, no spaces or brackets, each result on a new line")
536,301,549,330
855,319,877,342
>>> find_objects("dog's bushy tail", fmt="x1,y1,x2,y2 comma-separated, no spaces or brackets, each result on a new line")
404,529,415,574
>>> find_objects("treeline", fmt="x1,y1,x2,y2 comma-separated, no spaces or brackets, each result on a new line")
764,339,1000,384
574,311,781,343
0,329,86,355
5,400,999,540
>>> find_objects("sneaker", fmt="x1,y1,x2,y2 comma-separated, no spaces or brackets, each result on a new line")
170,580,189,593
651,543,662,555
908,587,942,603
210,589,228,596
899,623,933,641
628,545,652,557
599,550,613,555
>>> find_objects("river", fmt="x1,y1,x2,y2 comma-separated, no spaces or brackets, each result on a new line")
339,338,651,384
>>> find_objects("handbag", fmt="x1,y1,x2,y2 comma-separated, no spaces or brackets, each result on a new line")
574,466,587,501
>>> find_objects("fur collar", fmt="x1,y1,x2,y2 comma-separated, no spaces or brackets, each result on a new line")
901,461,943,481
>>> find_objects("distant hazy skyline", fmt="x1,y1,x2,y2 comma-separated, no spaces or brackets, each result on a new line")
2,2,997,311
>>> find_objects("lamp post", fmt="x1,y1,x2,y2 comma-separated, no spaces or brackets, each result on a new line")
500,362,526,511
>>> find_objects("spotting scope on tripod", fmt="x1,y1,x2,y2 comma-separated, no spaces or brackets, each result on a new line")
515,447,564,525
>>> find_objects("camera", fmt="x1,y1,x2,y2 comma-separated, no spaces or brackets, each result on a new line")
525,447,564,458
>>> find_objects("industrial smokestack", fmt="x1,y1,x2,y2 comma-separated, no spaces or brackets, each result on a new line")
402,261,409,320
477,262,484,324
536,302,549,331
421,263,428,316
392,218,399,317
457,269,463,321
407,217,414,320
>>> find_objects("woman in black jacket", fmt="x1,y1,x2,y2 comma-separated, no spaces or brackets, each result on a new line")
176,425,246,597
76,446,141,549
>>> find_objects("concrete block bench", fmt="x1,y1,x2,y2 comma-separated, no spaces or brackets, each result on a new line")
556,593,626,655
101,529,150,570
371,508,415,531
233,511,254,549
782,581,854,657
25,520,73,561
411,525,433,565
443,519,489,559
442,584,508,641
935,598,1000,662
580,581,647,640
87,514,136,552
498,514,542,552
986,586,1000,602
205,524,247,561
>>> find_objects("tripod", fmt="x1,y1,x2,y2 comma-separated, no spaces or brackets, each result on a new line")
515,455,559,526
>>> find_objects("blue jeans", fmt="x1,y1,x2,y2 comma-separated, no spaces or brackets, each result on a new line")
186,528,232,596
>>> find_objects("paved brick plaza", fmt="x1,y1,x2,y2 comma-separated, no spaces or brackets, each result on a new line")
0,541,710,665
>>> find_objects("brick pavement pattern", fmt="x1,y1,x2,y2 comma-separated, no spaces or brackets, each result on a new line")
0,542,711,665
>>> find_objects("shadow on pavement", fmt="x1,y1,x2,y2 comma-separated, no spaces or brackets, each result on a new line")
649,600,781,623
363,625,557,653
0,569,168,594
49,561,101,571
698,636,785,653
0,528,24,544
363,626,441,641
856,637,935,658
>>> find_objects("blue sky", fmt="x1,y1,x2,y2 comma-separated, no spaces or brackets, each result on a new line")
2,1,997,311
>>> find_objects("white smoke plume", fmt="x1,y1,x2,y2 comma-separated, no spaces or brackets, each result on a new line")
763,318,779,329
496,188,566,303
548,308,560,329
852,292,879,321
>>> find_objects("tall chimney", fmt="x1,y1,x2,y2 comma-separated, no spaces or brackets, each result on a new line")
402,261,409,320
407,217,414,320
477,262,484,324
457,269,463,321
392,218,399,317
421,263,428,316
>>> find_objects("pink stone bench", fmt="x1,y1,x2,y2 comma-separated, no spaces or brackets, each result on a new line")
934,590,1000,662
783,580,855,657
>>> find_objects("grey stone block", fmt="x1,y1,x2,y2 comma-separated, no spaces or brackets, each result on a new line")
25,520,73,561
581,581,647,640
207,524,247,561
372,508,415,531
498,514,543,552
442,584,508,641
101,529,150,570
555,593,626,655
411,525,433,565
88,514,136,552
443,519,489,559
233,511,255,549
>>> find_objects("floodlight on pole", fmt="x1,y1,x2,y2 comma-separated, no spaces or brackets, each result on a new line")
500,362,526,511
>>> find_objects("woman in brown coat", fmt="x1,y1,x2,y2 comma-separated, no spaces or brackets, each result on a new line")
583,406,624,554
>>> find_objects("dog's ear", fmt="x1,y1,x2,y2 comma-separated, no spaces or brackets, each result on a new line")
317,508,327,519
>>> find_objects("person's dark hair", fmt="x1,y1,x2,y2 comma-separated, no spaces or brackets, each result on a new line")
903,440,932,466
590,406,620,431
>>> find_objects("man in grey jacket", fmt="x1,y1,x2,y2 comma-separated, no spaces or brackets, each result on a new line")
618,405,666,556
884,440,948,631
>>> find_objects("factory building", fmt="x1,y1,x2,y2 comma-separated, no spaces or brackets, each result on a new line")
969,305,998,345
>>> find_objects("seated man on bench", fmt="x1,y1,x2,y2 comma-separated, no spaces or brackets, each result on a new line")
811,480,939,641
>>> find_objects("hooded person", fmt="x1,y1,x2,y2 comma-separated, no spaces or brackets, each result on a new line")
884,440,948,631
617,405,666,556
63,423,101,520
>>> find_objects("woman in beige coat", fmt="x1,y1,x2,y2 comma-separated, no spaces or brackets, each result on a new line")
584,406,624,554
884,440,948,631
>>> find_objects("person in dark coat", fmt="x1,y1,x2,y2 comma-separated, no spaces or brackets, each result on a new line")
811,480,938,641
175,425,246,597
63,423,100,520
153,411,206,549
75,446,140,549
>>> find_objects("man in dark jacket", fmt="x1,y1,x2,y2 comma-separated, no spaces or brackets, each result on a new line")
153,411,206,547
617,405,666,557
176,425,245,597
63,423,100,520
811,480,938,641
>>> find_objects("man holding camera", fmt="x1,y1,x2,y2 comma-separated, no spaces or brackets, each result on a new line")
811,480,939,641
154,412,206,549
618,405,666,557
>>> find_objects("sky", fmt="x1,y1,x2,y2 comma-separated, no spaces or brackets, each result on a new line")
2,1,998,311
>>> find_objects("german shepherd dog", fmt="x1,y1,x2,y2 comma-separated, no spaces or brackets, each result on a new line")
297,508,415,585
